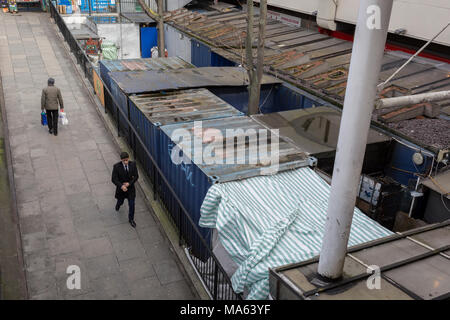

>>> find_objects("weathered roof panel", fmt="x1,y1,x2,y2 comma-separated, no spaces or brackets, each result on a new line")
129,88,244,126
161,116,310,183
110,67,281,95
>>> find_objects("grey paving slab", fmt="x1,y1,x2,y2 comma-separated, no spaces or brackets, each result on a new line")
26,269,57,296
45,216,77,240
80,237,114,259
112,238,147,262
129,276,169,300
137,226,164,246
165,280,197,300
118,257,156,283
19,214,46,235
1,11,195,300
153,260,186,285
24,249,55,273
84,254,120,280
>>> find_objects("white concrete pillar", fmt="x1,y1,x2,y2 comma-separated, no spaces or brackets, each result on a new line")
317,0,394,280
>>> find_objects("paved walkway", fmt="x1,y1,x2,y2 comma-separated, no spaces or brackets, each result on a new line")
0,11,197,300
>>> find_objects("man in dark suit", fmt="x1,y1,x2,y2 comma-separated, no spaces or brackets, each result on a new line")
112,152,139,228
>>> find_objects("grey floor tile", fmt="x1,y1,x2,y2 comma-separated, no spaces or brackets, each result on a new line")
153,260,186,285
84,254,120,280
80,237,114,259
112,238,147,262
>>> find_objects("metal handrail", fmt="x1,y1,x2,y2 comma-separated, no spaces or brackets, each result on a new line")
49,1,241,300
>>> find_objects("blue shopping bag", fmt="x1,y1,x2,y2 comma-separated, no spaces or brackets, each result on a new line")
41,111,47,126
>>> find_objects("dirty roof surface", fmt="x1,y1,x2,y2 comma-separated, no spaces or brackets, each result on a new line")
110,67,281,94
161,115,310,183
164,7,450,152
387,118,450,150
270,221,450,300
129,88,243,126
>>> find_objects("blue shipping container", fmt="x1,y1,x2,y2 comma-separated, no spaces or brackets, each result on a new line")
128,89,244,260
191,39,235,67
159,116,311,256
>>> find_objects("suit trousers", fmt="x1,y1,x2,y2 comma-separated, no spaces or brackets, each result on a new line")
116,197,135,221
46,109,58,133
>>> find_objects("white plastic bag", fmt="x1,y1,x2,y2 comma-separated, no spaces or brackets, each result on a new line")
59,111,69,126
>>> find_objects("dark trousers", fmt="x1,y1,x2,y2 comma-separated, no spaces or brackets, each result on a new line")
116,197,135,221
46,109,58,133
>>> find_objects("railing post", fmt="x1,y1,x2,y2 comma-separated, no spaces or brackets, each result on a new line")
179,207,183,246
116,104,120,137
213,264,219,300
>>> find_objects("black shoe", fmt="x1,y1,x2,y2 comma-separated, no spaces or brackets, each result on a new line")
115,204,120,211
129,220,136,228
48,129,53,134
54,131,58,136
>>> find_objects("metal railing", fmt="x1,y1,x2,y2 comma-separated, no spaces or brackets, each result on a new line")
50,3,95,87
49,2,241,300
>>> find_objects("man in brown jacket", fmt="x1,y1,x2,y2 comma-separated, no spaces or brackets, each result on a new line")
41,78,64,136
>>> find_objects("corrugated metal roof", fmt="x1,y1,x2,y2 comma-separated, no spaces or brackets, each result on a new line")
161,115,311,183
252,107,390,157
100,56,194,73
129,88,244,126
110,67,282,94
164,8,450,152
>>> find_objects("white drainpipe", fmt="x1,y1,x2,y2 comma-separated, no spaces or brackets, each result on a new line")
376,90,450,109
317,0,394,280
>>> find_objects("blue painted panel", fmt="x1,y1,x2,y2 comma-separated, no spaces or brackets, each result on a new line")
211,51,236,67
140,27,158,58
385,141,432,186
208,83,313,114
191,40,211,67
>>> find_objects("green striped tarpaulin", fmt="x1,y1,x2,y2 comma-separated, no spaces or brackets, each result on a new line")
199,167,393,300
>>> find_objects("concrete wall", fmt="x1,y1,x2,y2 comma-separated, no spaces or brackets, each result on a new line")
97,23,141,59
165,24,191,63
